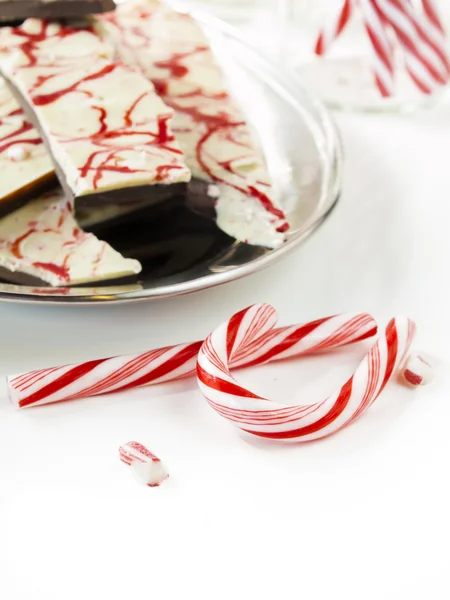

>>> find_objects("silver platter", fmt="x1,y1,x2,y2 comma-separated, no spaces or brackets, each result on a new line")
0,9,343,305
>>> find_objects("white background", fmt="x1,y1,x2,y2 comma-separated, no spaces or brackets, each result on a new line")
1,51,450,600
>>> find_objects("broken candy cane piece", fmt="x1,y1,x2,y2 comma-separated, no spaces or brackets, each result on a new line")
402,354,433,386
119,441,169,487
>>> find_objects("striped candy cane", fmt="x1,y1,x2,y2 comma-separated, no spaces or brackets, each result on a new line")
197,303,419,442
360,0,396,96
7,311,377,408
417,0,450,76
315,0,354,55
312,0,449,97
397,0,450,80
421,0,447,34
375,0,448,93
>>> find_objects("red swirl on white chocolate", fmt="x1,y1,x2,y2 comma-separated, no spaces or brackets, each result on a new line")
0,191,141,285
0,19,190,198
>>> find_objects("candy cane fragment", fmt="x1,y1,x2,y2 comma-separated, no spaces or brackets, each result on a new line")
402,353,433,386
119,441,169,487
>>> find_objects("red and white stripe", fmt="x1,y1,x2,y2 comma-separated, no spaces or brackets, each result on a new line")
360,0,396,96
417,0,450,77
7,310,377,408
315,0,354,55
8,342,203,409
397,0,449,79
374,0,449,93
421,0,447,34
119,441,169,487
197,303,420,442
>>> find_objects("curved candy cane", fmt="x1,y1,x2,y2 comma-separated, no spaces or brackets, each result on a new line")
197,303,422,442
7,311,377,408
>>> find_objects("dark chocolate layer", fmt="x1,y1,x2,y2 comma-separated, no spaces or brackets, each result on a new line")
74,182,188,207
0,171,57,218
0,0,115,22
185,179,217,220
88,189,229,282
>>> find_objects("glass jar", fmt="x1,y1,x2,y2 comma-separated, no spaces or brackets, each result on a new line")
285,0,450,111
185,0,450,112
181,0,288,60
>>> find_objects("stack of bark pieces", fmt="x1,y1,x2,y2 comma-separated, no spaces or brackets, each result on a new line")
0,0,288,287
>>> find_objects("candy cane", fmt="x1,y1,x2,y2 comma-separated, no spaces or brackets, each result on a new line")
416,0,450,77
360,0,396,96
312,0,449,97
421,0,447,34
8,311,378,408
197,303,419,442
375,0,449,93
398,0,450,79
315,0,354,55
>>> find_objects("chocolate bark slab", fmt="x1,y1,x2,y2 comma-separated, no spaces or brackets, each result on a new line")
0,19,191,207
0,188,142,286
1,78,186,209
0,0,115,23
0,74,186,214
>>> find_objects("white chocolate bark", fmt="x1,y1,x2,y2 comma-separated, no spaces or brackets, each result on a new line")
0,78,54,208
0,190,142,286
95,0,289,247
0,19,191,200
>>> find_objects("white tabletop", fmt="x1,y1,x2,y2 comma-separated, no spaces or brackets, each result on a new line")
1,103,450,599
